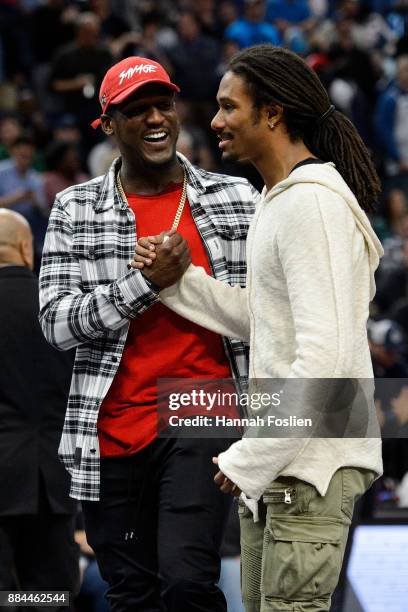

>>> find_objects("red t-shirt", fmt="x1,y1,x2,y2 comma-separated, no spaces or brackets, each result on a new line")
98,182,231,456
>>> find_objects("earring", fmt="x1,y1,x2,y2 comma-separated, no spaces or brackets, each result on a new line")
268,122,275,129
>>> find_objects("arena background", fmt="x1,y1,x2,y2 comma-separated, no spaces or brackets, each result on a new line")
1,1,408,610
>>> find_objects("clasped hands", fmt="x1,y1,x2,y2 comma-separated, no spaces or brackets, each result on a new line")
129,230,241,497
129,228,191,288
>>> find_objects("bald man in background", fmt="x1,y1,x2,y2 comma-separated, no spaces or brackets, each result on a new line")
0,209,79,609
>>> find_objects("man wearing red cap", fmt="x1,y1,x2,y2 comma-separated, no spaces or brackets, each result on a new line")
39,56,258,611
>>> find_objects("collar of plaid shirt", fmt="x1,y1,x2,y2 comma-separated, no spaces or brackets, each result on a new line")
94,154,207,213
39,153,259,500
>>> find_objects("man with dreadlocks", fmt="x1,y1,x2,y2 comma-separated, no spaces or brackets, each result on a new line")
132,44,384,612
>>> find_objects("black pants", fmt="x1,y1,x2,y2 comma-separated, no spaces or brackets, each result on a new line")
82,436,233,612
0,508,79,611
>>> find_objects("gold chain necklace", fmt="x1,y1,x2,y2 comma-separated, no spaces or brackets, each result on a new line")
116,169,188,231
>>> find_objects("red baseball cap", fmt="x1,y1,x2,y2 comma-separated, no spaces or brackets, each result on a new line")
91,56,180,128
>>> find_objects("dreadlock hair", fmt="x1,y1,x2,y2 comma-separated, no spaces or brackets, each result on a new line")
228,45,380,213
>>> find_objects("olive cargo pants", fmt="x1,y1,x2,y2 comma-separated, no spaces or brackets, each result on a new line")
238,468,375,612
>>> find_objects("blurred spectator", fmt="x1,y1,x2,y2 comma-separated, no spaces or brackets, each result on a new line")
388,382,408,437
327,16,379,107
192,0,218,39
49,11,113,151
168,10,220,99
324,16,380,145
87,0,133,57
216,39,241,79
381,379,408,481
0,136,47,261
0,208,78,602
118,10,173,72
176,127,195,162
28,1,79,117
87,135,119,178
28,0,77,65
74,528,109,612
0,115,43,171
368,318,408,378
43,142,89,209
328,19,379,98
16,89,48,155
167,10,220,130
350,1,396,55
396,471,408,506
78,562,109,612
135,8,179,53
176,98,218,170
216,1,240,39
309,0,328,18
369,318,408,483
266,0,312,25
110,0,139,29
0,115,21,160
52,114,83,145
378,223,408,283
265,0,315,52
224,0,281,48
375,237,408,313
396,26,408,57
374,54,408,184
327,0,396,58
177,125,216,170
390,295,408,339
374,187,408,242
0,2,32,88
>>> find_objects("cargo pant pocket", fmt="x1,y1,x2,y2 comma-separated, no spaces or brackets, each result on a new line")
261,517,345,602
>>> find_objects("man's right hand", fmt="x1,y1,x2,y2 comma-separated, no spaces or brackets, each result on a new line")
130,230,191,289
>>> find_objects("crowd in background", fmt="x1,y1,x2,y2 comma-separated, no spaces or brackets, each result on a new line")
1,0,408,477
1,0,408,608
2,0,408,248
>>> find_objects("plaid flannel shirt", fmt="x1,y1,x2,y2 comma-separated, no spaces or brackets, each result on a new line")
39,153,259,500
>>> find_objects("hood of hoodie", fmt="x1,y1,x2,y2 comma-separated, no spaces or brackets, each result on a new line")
262,162,384,299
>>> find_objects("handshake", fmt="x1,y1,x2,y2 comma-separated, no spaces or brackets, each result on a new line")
129,228,242,497
128,229,191,289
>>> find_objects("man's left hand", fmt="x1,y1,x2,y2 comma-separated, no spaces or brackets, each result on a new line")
212,457,241,497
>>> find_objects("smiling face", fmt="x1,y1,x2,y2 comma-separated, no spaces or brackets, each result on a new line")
101,84,180,170
211,71,270,164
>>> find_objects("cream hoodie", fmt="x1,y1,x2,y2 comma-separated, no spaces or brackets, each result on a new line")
160,162,384,501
